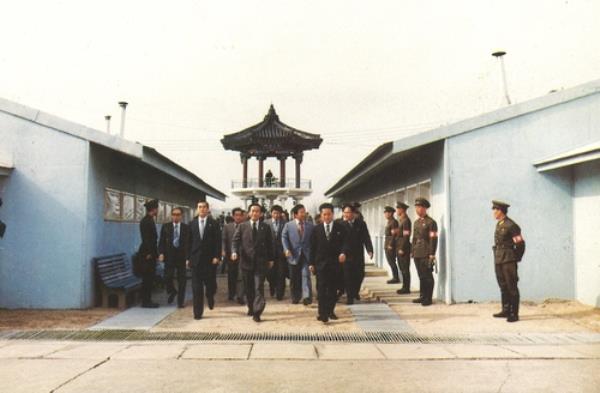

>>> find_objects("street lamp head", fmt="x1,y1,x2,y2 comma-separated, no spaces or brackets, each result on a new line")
492,50,507,58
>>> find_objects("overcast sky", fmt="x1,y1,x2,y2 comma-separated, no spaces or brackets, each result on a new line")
2,0,599,211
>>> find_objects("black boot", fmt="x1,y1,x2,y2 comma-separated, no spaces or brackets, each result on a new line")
507,297,519,323
387,277,400,284
421,281,433,306
493,293,509,318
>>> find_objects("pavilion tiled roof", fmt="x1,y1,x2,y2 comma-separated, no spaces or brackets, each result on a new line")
221,105,322,156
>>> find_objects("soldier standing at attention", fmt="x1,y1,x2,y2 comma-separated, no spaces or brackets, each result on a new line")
492,200,525,323
411,198,437,306
395,202,412,294
383,206,400,284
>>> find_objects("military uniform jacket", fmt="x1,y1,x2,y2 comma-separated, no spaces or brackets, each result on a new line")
384,218,399,250
138,215,158,259
412,215,438,259
493,217,525,264
396,215,412,256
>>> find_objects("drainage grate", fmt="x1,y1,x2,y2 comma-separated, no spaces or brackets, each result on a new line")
2,330,600,345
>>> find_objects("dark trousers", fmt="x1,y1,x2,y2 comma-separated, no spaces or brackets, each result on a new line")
141,263,156,304
415,257,434,301
343,258,364,300
164,258,187,307
226,258,239,300
267,256,288,300
385,249,399,279
317,266,338,318
289,262,303,303
242,269,266,317
191,266,216,318
495,262,519,312
398,252,411,290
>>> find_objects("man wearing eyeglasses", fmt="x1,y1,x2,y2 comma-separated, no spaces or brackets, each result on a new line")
159,207,190,308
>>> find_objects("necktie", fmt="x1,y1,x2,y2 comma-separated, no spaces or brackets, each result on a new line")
326,223,331,240
252,221,258,241
200,219,205,239
173,224,180,247
299,221,304,238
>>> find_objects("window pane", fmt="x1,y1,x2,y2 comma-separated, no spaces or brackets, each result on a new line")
157,202,166,224
135,196,146,221
165,204,172,221
122,193,135,222
104,189,121,221
419,181,431,200
406,186,417,221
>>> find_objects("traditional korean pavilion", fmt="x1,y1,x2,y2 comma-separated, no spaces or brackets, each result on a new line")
221,105,323,206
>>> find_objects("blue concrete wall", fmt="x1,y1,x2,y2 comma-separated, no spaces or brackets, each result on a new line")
84,144,204,307
0,111,88,308
573,160,600,307
447,93,600,302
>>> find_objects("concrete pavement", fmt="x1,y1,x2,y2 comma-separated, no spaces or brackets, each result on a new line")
0,340,599,392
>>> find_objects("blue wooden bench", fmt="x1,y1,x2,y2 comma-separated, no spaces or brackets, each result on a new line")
94,253,142,309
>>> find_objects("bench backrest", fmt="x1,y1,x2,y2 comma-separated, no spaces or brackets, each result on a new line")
94,253,133,285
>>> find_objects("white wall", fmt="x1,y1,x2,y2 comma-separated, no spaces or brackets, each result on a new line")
574,160,600,307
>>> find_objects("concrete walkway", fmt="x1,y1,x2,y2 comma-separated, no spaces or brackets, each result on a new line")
347,303,413,332
88,305,176,331
0,340,599,392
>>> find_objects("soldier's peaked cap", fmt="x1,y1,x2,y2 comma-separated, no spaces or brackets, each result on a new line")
384,206,395,213
414,197,430,208
396,201,409,210
144,199,159,210
492,200,510,210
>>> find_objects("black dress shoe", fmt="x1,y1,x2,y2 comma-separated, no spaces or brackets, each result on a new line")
355,294,361,300
194,316,202,320
317,315,329,323
228,296,234,301
346,299,354,305
177,304,185,309
247,310,254,316
302,298,312,306
397,288,410,294
276,296,283,301
167,292,177,305
292,299,300,304
412,297,423,304
237,297,245,305
207,296,215,310
141,302,159,308
329,313,338,320
421,299,432,306
253,315,261,323
387,278,400,284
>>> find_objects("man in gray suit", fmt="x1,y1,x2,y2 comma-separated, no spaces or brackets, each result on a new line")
282,204,314,305
265,205,288,300
222,207,246,304
231,203,274,322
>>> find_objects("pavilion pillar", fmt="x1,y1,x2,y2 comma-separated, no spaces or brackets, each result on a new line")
241,153,249,188
278,156,287,187
293,152,303,189
258,156,265,187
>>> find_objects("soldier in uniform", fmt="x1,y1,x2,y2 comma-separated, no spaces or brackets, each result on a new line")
138,199,160,308
492,200,525,323
395,202,412,294
411,198,437,306
383,206,400,284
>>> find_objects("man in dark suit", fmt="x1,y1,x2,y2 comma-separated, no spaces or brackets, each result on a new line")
222,207,246,303
158,207,190,308
309,203,348,323
265,205,287,300
231,203,274,322
138,199,160,308
188,200,221,319
341,203,373,304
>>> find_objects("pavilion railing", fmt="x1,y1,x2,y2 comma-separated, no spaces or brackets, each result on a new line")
231,178,312,190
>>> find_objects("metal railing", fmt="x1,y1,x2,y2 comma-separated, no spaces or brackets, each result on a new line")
231,178,312,189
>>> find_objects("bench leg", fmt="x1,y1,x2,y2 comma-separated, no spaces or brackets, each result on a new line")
117,292,127,310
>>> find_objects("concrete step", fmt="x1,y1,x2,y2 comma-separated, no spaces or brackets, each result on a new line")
364,267,388,277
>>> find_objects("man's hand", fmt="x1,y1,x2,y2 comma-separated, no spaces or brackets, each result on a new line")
145,254,153,261
221,251,226,257
309,265,315,274
186,260,191,269
338,253,346,263
284,250,291,257
429,255,436,260
267,260,274,269
397,250,404,256
368,252,374,259
158,254,165,262
231,253,238,261
212,258,220,265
